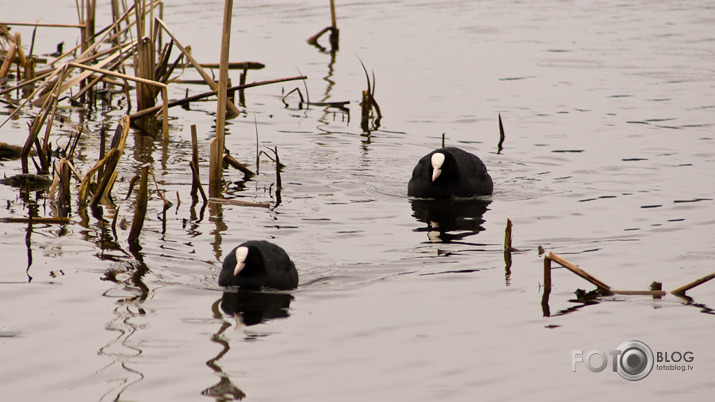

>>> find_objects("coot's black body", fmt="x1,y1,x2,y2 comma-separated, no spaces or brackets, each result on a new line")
407,147,493,198
219,241,298,290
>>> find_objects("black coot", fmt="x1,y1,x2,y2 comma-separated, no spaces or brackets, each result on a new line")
219,241,298,290
407,147,493,198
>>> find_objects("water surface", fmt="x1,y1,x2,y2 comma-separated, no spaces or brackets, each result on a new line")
1,1,714,400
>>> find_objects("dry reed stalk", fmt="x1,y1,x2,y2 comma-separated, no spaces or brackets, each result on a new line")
543,256,552,289
57,158,72,215
307,0,339,51
90,116,131,206
209,138,221,197
0,217,70,224
1,21,85,28
609,289,667,296
541,256,552,316
148,166,172,208
497,114,505,154
545,252,612,291
190,125,200,200
79,148,116,202
33,43,134,106
128,75,306,120
272,146,282,189
223,154,255,177
670,272,715,296
184,61,265,70
67,62,169,137
0,70,53,97
20,65,68,173
128,164,149,242
504,218,513,251
155,18,240,116
329,0,339,50
210,0,235,194
208,198,270,208
70,44,137,102
189,161,208,204
0,40,18,77
215,0,234,155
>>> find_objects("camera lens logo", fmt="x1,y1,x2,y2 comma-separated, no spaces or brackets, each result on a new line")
616,340,654,381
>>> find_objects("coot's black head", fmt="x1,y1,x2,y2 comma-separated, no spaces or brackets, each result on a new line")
218,241,298,290
407,147,493,198
426,149,459,184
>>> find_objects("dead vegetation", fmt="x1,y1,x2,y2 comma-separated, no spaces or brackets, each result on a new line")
0,0,305,238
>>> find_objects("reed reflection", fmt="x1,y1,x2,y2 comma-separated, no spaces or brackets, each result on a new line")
410,198,491,243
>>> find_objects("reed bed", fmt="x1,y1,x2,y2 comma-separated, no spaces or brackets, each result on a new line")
0,0,307,238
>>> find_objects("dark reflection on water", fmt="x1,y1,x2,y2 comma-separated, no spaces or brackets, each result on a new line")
202,291,294,400
203,299,247,401
410,198,491,243
219,290,294,327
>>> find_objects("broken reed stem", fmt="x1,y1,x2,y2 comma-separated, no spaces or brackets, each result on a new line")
189,160,208,204
58,158,72,213
274,146,282,189
223,154,255,176
543,255,552,289
671,272,715,296
1,21,86,28
610,289,667,297
0,217,70,224
67,62,169,137
90,116,130,206
209,138,222,197
128,75,306,121
155,17,240,116
497,113,505,154
329,0,339,50
190,125,200,200
128,164,150,242
208,198,270,208
148,167,172,208
0,7,135,128
79,148,116,203
211,0,234,197
182,61,265,70
504,218,513,251
545,252,612,291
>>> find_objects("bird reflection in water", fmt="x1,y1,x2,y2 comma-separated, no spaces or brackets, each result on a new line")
410,198,491,243
202,290,294,400
220,290,294,327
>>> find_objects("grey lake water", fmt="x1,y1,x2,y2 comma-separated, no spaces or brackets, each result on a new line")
1,0,714,400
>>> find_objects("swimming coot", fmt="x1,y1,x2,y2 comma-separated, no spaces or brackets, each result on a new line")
408,147,493,198
219,241,298,290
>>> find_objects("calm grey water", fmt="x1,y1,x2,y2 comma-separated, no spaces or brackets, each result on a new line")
2,1,714,400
